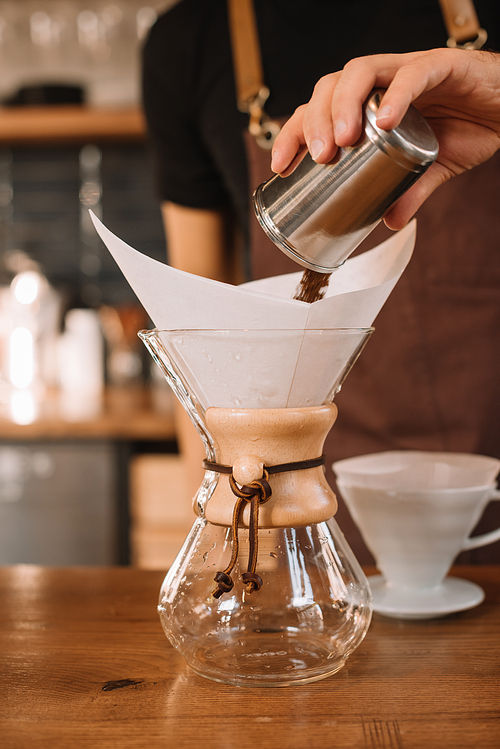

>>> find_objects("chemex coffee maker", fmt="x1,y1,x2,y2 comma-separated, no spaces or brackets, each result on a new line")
140,327,374,686
94,90,437,687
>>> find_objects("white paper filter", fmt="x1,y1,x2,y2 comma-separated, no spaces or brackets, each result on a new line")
91,212,416,408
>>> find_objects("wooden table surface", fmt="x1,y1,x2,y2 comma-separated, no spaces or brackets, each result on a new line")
1,565,499,749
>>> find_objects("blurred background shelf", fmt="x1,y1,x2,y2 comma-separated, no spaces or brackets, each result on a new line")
0,105,146,146
0,385,174,440
0,1,188,571
0,385,181,568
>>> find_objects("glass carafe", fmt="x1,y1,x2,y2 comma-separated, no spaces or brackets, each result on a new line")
139,328,373,687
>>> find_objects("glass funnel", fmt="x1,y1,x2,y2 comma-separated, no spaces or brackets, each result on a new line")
139,328,373,687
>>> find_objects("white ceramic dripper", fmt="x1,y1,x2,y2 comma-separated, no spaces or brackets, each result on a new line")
333,451,500,619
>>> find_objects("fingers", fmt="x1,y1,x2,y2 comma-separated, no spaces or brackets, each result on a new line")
295,55,402,155
271,49,465,175
271,74,342,173
271,56,405,173
270,105,307,174
331,51,438,135
328,57,383,145
272,70,359,172
300,73,340,162
373,54,456,131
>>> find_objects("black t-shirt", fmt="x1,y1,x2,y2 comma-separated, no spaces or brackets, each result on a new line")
142,0,500,250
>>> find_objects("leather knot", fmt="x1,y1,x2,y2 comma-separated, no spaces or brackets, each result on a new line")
241,571,263,593
212,571,235,599
203,455,325,600
212,468,271,599
228,473,272,504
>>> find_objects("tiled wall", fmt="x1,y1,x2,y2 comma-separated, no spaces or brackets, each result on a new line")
0,143,166,307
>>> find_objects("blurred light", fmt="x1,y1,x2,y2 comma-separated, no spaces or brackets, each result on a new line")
137,7,157,39
80,253,102,276
102,5,123,26
30,11,52,47
0,183,13,207
80,144,101,172
10,390,37,425
10,327,34,389
77,9,98,33
79,181,101,206
77,9,99,47
12,271,41,305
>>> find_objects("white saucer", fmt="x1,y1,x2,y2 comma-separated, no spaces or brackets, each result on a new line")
367,575,485,620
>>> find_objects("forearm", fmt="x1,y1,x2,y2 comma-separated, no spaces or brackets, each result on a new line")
161,202,243,284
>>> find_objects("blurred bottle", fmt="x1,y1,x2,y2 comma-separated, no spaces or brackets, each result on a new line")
98,304,146,386
1,261,61,424
58,308,104,420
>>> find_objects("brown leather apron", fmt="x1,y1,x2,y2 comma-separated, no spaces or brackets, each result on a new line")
245,131,500,564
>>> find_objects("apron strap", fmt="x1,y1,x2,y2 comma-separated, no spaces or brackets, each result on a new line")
438,0,487,49
227,0,281,150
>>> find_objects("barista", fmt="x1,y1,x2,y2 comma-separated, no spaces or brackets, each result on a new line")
142,1,500,563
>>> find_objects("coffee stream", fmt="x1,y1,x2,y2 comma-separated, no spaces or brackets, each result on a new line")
293,268,332,303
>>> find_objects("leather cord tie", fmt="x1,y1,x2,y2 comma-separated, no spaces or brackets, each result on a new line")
203,456,325,599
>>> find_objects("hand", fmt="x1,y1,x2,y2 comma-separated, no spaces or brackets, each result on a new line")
271,49,500,230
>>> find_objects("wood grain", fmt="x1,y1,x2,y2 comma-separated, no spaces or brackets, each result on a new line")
1,565,499,749
204,406,338,527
